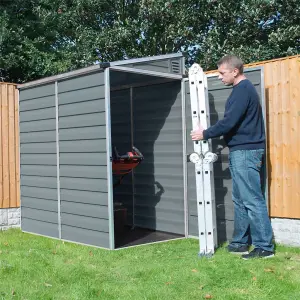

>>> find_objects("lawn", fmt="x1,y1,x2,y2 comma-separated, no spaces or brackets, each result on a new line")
1,229,300,300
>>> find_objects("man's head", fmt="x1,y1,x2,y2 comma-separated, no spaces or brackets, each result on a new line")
217,55,244,86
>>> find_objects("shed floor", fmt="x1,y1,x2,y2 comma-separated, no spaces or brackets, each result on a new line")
115,226,184,249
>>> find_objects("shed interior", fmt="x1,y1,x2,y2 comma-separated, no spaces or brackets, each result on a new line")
109,69,186,249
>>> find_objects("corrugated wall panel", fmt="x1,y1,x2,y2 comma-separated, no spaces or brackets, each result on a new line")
61,225,110,247
19,119,56,132
19,82,58,238
57,71,110,248
21,186,57,200
60,189,108,206
0,83,20,209
132,81,185,234
186,69,264,244
22,218,58,237
21,197,58,212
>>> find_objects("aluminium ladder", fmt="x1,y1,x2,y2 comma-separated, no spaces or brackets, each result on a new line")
188,63,218,258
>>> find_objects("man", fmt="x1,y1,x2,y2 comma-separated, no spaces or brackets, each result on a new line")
191,55,274,260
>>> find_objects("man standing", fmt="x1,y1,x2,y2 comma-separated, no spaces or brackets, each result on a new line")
190,55,274,260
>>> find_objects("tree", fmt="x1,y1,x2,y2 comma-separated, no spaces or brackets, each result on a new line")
0,0,207,82
194,0,300,70
0,0,299,83
0,0,128,82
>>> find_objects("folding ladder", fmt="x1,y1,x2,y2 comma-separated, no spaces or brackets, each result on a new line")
188,63,218,258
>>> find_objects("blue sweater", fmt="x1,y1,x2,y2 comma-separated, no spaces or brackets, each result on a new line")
203,79,265,151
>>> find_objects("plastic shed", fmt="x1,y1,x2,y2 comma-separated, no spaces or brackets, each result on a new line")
17,53,266,251
17,53,188,250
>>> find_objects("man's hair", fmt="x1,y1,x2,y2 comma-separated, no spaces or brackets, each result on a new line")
217,55,244,74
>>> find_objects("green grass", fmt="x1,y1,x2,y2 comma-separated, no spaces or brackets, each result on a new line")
1,229,300,300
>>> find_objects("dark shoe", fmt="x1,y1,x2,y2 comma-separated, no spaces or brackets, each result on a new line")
241,248,274,260
226,244,249,255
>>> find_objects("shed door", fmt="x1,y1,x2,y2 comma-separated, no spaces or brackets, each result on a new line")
186,68,266,244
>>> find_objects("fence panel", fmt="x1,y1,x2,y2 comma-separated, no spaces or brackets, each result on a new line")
264,57,300,218
0,83,20,208
206,55,300,218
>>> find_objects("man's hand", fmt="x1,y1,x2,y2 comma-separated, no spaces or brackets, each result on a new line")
190,123,205,141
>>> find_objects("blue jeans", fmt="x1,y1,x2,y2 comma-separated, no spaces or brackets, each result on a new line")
229,149,274,252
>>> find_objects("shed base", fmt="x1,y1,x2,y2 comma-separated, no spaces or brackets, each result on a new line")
115,226,184,249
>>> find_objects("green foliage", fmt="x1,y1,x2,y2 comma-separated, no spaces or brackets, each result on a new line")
0,0,299,83
196,0,300,69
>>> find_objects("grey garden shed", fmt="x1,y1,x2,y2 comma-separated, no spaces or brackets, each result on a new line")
17,53,266,250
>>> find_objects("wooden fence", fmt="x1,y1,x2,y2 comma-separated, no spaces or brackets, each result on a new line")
0,83,20,208
1,55,300,218
262,56,300,218
207,55,300,219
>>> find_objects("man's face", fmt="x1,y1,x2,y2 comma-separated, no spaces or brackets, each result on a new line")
218,63,238,86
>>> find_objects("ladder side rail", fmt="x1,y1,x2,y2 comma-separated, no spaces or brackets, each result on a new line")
188,67,207,256
196,68,216,256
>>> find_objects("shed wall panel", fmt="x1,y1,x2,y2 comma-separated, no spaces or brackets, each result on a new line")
60,189,108,206
20,165,57,177
19,84,55,101
20,130,56,143
59,153,107,166
59,126,106,141
61,225,109,248
21,197,58,212
59,140,106,153
20,175,57,189
60,165,107,179
20,119,56,132
61,201,108,219
59,113,106,129
20,142,56,154
21,186,57,200
22,218,59,238
19,82,58,238
19,95,55,111
57,71,110,248
59,99,105,117
58,72,105,93
21,154,56,165
58,85,105,104
20,107,55,122
59,177,107,193
22,207,58,223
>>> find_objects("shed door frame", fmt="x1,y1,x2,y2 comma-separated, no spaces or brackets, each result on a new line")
105,66,187,249
109,65,183,81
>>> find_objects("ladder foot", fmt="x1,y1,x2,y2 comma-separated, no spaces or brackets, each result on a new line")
198,251,206,258
198,252,214,259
